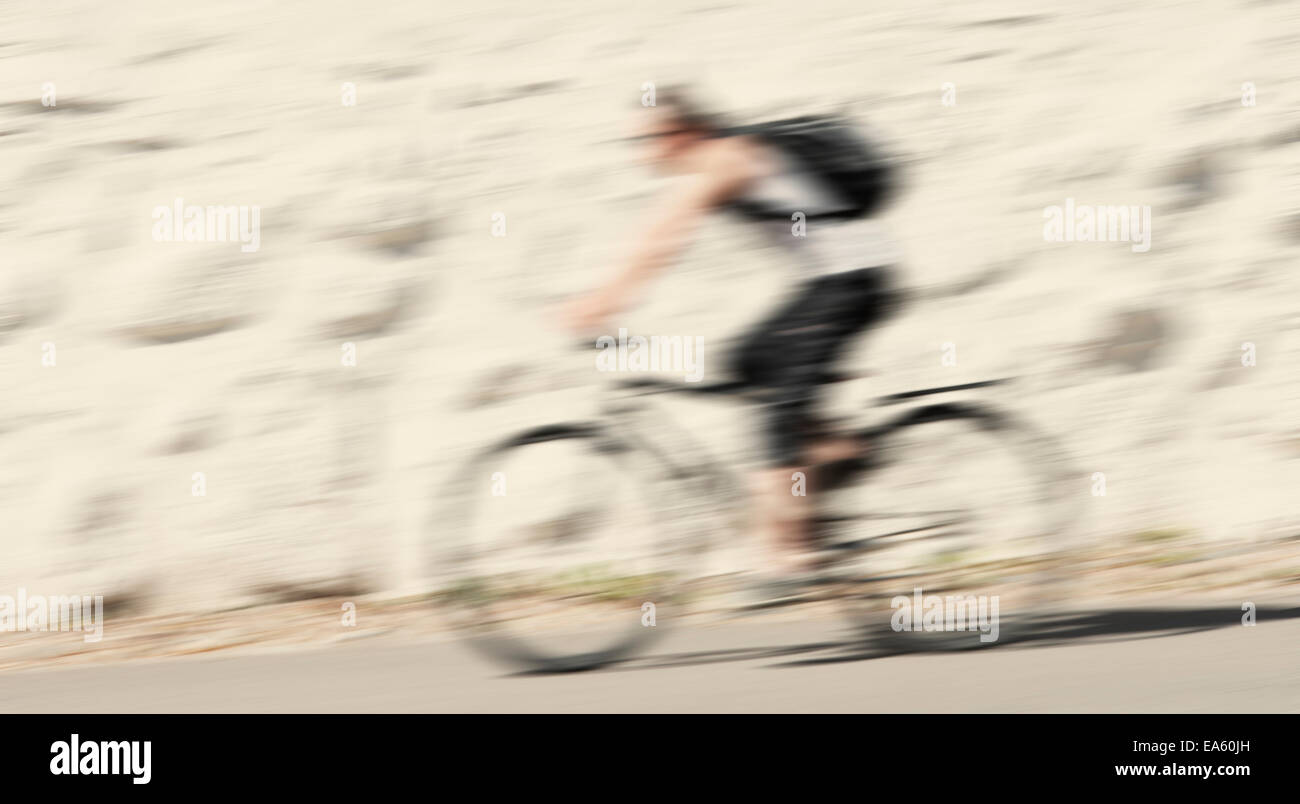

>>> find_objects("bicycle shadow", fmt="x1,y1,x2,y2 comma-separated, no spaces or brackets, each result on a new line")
612,605,1300,672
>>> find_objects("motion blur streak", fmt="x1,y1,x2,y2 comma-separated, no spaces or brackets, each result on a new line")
0,0,1296,710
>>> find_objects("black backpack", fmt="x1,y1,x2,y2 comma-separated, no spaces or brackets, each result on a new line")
725,115,898,221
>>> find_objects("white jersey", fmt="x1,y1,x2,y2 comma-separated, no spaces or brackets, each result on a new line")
737,148,901,278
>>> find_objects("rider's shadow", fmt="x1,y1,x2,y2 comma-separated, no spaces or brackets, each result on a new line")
610,606,1300,671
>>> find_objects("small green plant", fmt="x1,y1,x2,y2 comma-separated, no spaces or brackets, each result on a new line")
1132,527,1192,544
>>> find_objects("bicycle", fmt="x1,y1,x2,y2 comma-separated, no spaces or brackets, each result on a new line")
437,365,1081,673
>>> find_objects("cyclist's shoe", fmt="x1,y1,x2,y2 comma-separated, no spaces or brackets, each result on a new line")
806,436,871,492
811,455,865,493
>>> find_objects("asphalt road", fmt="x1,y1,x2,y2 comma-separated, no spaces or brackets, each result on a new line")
2,607,1297,713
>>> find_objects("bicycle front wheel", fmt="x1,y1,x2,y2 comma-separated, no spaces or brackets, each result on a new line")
436,423,685,672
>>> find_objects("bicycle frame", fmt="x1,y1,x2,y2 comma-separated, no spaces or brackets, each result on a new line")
591,383,752,552
438,370,1080,671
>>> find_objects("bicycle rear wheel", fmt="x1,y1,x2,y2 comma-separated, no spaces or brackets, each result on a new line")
437,423,686,672
818,402,1079,651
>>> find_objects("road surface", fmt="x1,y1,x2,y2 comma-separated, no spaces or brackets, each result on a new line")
2,607,1297,712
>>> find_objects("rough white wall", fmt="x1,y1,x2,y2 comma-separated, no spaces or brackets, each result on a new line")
1,0,1297,614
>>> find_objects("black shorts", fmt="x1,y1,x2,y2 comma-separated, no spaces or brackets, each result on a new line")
730,266,898,466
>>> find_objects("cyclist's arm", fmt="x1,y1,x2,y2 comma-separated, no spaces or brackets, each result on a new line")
600,147,753,307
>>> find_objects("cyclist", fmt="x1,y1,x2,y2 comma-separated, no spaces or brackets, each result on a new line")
564,87,901,591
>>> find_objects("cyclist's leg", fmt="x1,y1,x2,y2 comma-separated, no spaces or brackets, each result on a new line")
802,267,901,467
734,267,896,574
731,280,819,571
